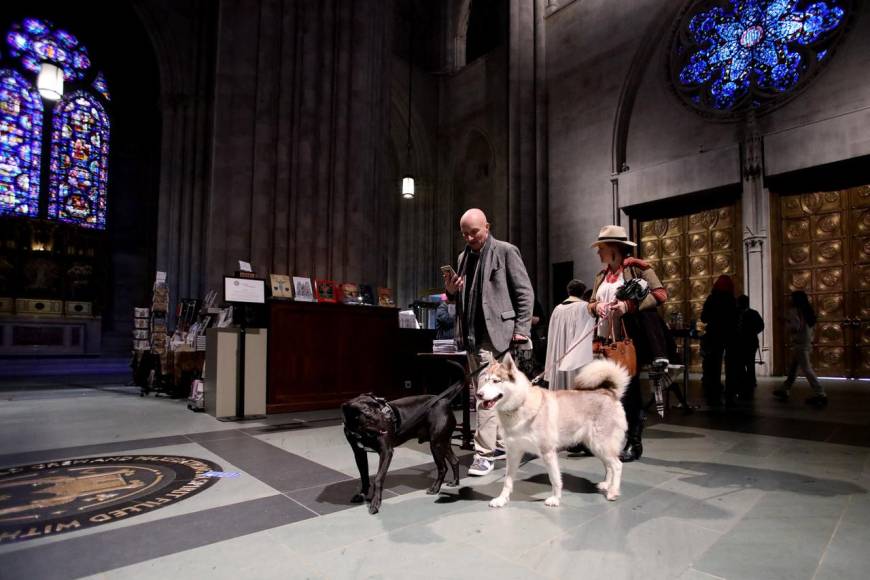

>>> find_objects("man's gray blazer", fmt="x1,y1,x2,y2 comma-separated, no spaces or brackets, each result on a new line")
456,235,534,353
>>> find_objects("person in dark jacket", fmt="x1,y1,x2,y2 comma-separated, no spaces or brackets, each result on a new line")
701,275,738,407
434,295,455,340
734,294,764,400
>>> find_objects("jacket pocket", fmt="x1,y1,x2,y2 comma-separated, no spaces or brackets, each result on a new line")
500,310,516,321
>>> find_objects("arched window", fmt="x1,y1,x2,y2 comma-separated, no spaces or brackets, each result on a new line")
0,69,43,216
48,91,110,229
670,0,853,118
0,17,109,228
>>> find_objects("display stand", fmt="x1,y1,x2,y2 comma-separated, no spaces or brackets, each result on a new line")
219,276,267,422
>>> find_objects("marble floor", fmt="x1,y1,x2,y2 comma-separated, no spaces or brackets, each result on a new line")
0,362,868,579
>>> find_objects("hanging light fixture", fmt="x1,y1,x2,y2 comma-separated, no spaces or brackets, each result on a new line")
401,8,415,200
37,62,64,101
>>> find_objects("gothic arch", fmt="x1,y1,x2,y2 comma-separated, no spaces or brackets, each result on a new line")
611,1,685,176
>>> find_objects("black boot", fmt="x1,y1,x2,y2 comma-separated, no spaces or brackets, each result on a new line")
620,413,645,463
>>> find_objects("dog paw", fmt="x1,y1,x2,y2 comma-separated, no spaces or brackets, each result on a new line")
489,496,509,508
368,501,381,514
596,482,609,492
605,491,620,501
447,480,460,487
544,496,561,507
350,493,366,503
426,486,440,495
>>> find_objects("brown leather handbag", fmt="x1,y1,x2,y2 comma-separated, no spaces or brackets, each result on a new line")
599,318,637,376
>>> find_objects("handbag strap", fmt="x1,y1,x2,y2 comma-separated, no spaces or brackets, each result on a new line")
609,315,629,343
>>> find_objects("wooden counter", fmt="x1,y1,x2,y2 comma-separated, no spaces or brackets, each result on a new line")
267,301,402,413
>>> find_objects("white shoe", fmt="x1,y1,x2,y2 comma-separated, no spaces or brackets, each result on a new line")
468,456,494,476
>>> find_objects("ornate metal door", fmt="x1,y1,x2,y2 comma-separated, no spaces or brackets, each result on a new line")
639,205,742,370
777,186,870,378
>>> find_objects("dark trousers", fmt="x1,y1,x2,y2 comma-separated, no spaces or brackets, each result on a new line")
735,345,757,398
702,338,741,405
620,310,670,432
622,374,644,433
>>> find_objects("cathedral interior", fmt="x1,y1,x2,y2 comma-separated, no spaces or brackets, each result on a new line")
1,1,870,578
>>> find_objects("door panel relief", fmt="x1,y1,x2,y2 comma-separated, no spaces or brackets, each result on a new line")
640,205,742,371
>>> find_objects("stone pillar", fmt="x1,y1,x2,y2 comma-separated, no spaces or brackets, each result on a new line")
740,115,774,374
508,0,548,305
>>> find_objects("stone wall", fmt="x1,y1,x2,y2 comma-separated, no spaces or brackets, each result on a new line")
546,0,870,283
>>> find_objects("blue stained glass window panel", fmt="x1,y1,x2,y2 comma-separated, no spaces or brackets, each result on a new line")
672,0,850,114
6,18,90,81
48,91,110,229
91,72,110,101
0,68,42,217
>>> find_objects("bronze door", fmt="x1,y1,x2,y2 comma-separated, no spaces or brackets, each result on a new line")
777,186,870,378
639,205,742,370
850,186,870,377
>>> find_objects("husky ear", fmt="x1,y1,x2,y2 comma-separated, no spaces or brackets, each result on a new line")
501,352,516,372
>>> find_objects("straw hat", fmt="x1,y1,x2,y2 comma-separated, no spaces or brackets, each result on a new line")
590,225,637,248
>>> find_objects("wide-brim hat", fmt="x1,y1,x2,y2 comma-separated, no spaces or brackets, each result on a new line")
590,225,637,248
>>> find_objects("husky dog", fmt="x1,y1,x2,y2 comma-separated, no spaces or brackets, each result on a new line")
477,354,629,506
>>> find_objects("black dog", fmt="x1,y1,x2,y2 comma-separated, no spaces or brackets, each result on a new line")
341,393,460,514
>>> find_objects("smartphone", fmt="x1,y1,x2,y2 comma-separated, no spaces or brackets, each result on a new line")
440,265,457,278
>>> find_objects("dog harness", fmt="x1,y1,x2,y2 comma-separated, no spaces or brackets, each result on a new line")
344,394,401,453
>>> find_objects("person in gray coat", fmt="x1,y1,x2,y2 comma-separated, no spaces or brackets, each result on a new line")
443,208,534,476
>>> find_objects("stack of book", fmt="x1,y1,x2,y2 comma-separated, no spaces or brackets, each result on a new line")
433,339,457,354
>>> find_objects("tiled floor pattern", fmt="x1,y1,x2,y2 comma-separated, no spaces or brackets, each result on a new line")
0,373,868,579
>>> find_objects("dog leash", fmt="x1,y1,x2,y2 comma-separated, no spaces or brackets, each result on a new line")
529,318,604,386
393,343,517,439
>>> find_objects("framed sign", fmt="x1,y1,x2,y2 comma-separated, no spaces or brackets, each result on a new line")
315,279,338,303
269,274,293,299
292,276,315,302
224,277,266,304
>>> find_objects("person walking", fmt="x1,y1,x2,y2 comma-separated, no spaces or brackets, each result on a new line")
773,291,827,407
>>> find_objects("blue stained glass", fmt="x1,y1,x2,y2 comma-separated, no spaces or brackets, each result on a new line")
0,69,42,217
6,18,90,81
672,0,850,114
48,91,110,229
91,72,110,101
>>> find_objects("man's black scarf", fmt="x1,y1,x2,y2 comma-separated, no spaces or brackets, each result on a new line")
457,236,490,351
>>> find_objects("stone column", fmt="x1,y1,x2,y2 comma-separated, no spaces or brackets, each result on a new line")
740,115,773,374
508,0,548,305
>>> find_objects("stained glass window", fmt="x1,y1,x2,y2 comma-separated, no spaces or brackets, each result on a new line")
91,72,110,101
0,69,42,216
670,0,852,116
48,91,110,229
6,18,90,82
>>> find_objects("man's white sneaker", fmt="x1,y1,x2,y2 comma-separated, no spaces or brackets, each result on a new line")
468,456,494,476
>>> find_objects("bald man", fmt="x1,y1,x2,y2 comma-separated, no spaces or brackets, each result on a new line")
443,208,534,476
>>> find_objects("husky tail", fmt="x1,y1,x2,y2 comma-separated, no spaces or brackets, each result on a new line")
573,359,631,399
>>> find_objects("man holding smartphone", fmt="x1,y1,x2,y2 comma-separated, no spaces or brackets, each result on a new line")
443,208,534,476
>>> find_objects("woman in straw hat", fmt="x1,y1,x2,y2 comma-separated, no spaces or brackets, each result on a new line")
588,225,670,462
